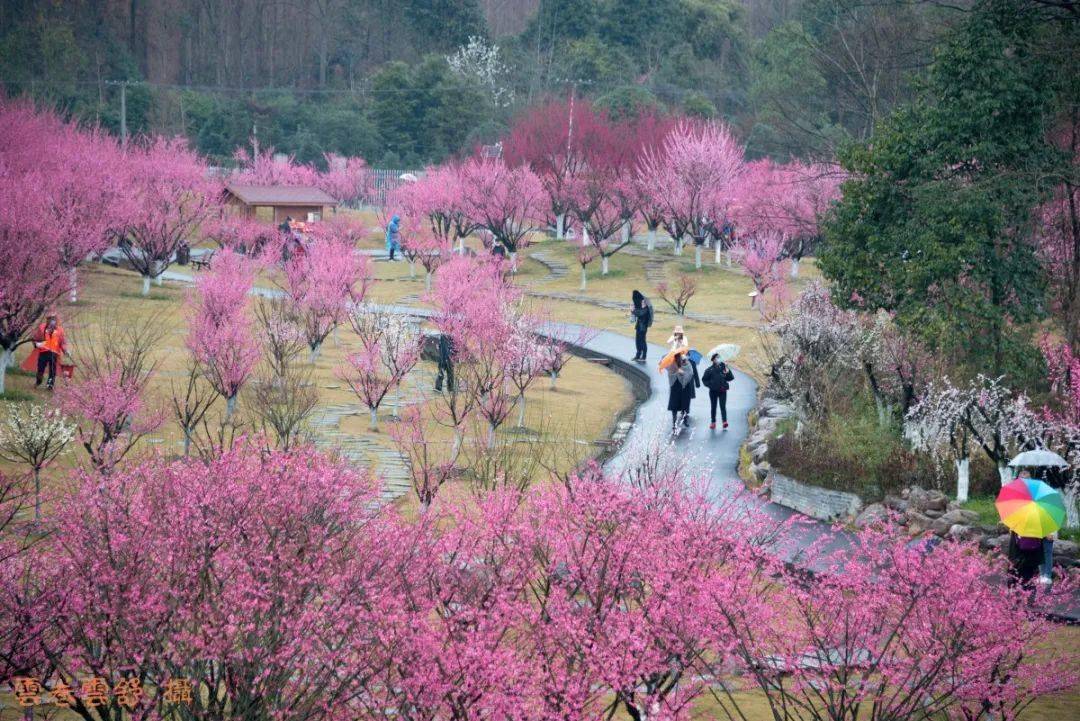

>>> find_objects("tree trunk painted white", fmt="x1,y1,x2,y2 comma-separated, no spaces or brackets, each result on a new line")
647,228,657,251
790,258,801,278
1064,480,1079,528
452,429,462,455
141,275,152,296
715,244,723,265
509,251,518,273
556,213,565,239
694,245,702,269
620,221,630,245
425,271,432,292
155,273,163,286
997,463,1013,485
154,259,163,286
369,407,378,431
457,236,465,254
408,261,416,279
550,370,558,389
69,267,78,303
601,255,609,275
581,225,590,248
0,348,11,395
517,395,527,428
183,430,192,456
725,251,733,268
487,423,496,448
955,457,970,503
309,344,322,364
225,395,237,420
580,267,587,291
675,235,686,256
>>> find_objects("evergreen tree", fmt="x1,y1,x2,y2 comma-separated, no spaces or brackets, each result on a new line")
820,0,1061,376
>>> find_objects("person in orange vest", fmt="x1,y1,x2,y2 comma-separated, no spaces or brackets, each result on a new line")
21,313,67,390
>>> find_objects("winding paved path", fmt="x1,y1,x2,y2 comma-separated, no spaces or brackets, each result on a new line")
156,261,1078,622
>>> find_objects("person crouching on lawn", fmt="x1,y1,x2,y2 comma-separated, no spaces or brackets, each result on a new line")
22,312,67,390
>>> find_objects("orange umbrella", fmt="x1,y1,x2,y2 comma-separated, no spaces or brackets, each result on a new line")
658,348,688,371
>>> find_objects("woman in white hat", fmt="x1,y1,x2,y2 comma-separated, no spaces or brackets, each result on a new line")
666,325,689,353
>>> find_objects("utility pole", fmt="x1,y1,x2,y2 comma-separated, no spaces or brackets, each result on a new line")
119,80,127,150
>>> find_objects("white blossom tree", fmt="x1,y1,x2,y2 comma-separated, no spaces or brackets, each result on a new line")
447,36,514,109
0,404,75,521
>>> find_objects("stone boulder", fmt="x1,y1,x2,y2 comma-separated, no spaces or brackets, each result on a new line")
883,495,909,514
908,487,948,514
904,509,934,534
750,443,769,462
928,509,982,537
749,461,771,483
854,503,889,529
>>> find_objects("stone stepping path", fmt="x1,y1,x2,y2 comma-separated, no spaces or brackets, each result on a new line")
526,247,570,284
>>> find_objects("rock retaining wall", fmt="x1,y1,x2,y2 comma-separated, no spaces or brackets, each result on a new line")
770,472,863,523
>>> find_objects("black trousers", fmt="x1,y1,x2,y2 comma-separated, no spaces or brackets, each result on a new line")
36,350,58,387
388,246,396,261
435,362,454,392
634,327,647,359
709,389,728,424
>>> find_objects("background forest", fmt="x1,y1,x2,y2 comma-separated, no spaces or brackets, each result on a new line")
1,0,961,166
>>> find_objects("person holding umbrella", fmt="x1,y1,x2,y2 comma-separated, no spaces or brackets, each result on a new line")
997,463,1067,588
664,349,695,432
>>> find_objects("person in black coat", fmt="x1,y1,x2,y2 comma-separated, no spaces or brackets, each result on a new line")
434,333,455,392
630,290,653,362
701,353,735,430
666,353,695,431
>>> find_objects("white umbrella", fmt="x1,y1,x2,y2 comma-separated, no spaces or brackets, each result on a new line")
706,344,740,362
398,173,418,182
1008,449,1069,468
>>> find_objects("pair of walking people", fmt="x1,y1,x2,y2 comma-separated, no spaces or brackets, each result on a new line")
665,343,734,431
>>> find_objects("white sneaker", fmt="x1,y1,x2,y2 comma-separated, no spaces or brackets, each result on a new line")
1038,575,1052,586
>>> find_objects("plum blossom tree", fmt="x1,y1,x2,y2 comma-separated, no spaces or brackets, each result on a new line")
388,405,460,513
59,316,164,472
738,231,788,318
503,98,614,240
0,105,136,391
639,120,745,266
0,404,74,521
8,443,394,721
280,222,371,361
185,250,260,418
120,137,220,295
459,157,545,268
907,375,1048,496
341,305,422,429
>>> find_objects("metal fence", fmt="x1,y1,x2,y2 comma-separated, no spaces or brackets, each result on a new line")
361,168,425,208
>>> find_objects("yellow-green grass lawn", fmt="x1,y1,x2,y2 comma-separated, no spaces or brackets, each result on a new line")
0,261,632,519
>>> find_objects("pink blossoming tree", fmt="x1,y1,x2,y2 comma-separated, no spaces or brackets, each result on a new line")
119,137,220,295
280,223,371,361
185,250,260,418
459,156,545,268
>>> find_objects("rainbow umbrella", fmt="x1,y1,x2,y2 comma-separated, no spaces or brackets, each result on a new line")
995,478,1066,538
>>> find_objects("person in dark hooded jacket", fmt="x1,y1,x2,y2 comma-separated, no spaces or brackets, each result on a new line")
630,290,653,362
701,353,735,429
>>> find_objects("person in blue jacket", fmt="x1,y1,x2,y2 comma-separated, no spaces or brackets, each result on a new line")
385,214,401,261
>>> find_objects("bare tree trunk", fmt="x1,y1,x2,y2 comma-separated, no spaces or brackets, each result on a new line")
0,348,10,395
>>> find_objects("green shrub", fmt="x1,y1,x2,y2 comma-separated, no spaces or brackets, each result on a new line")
767,399,942,501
